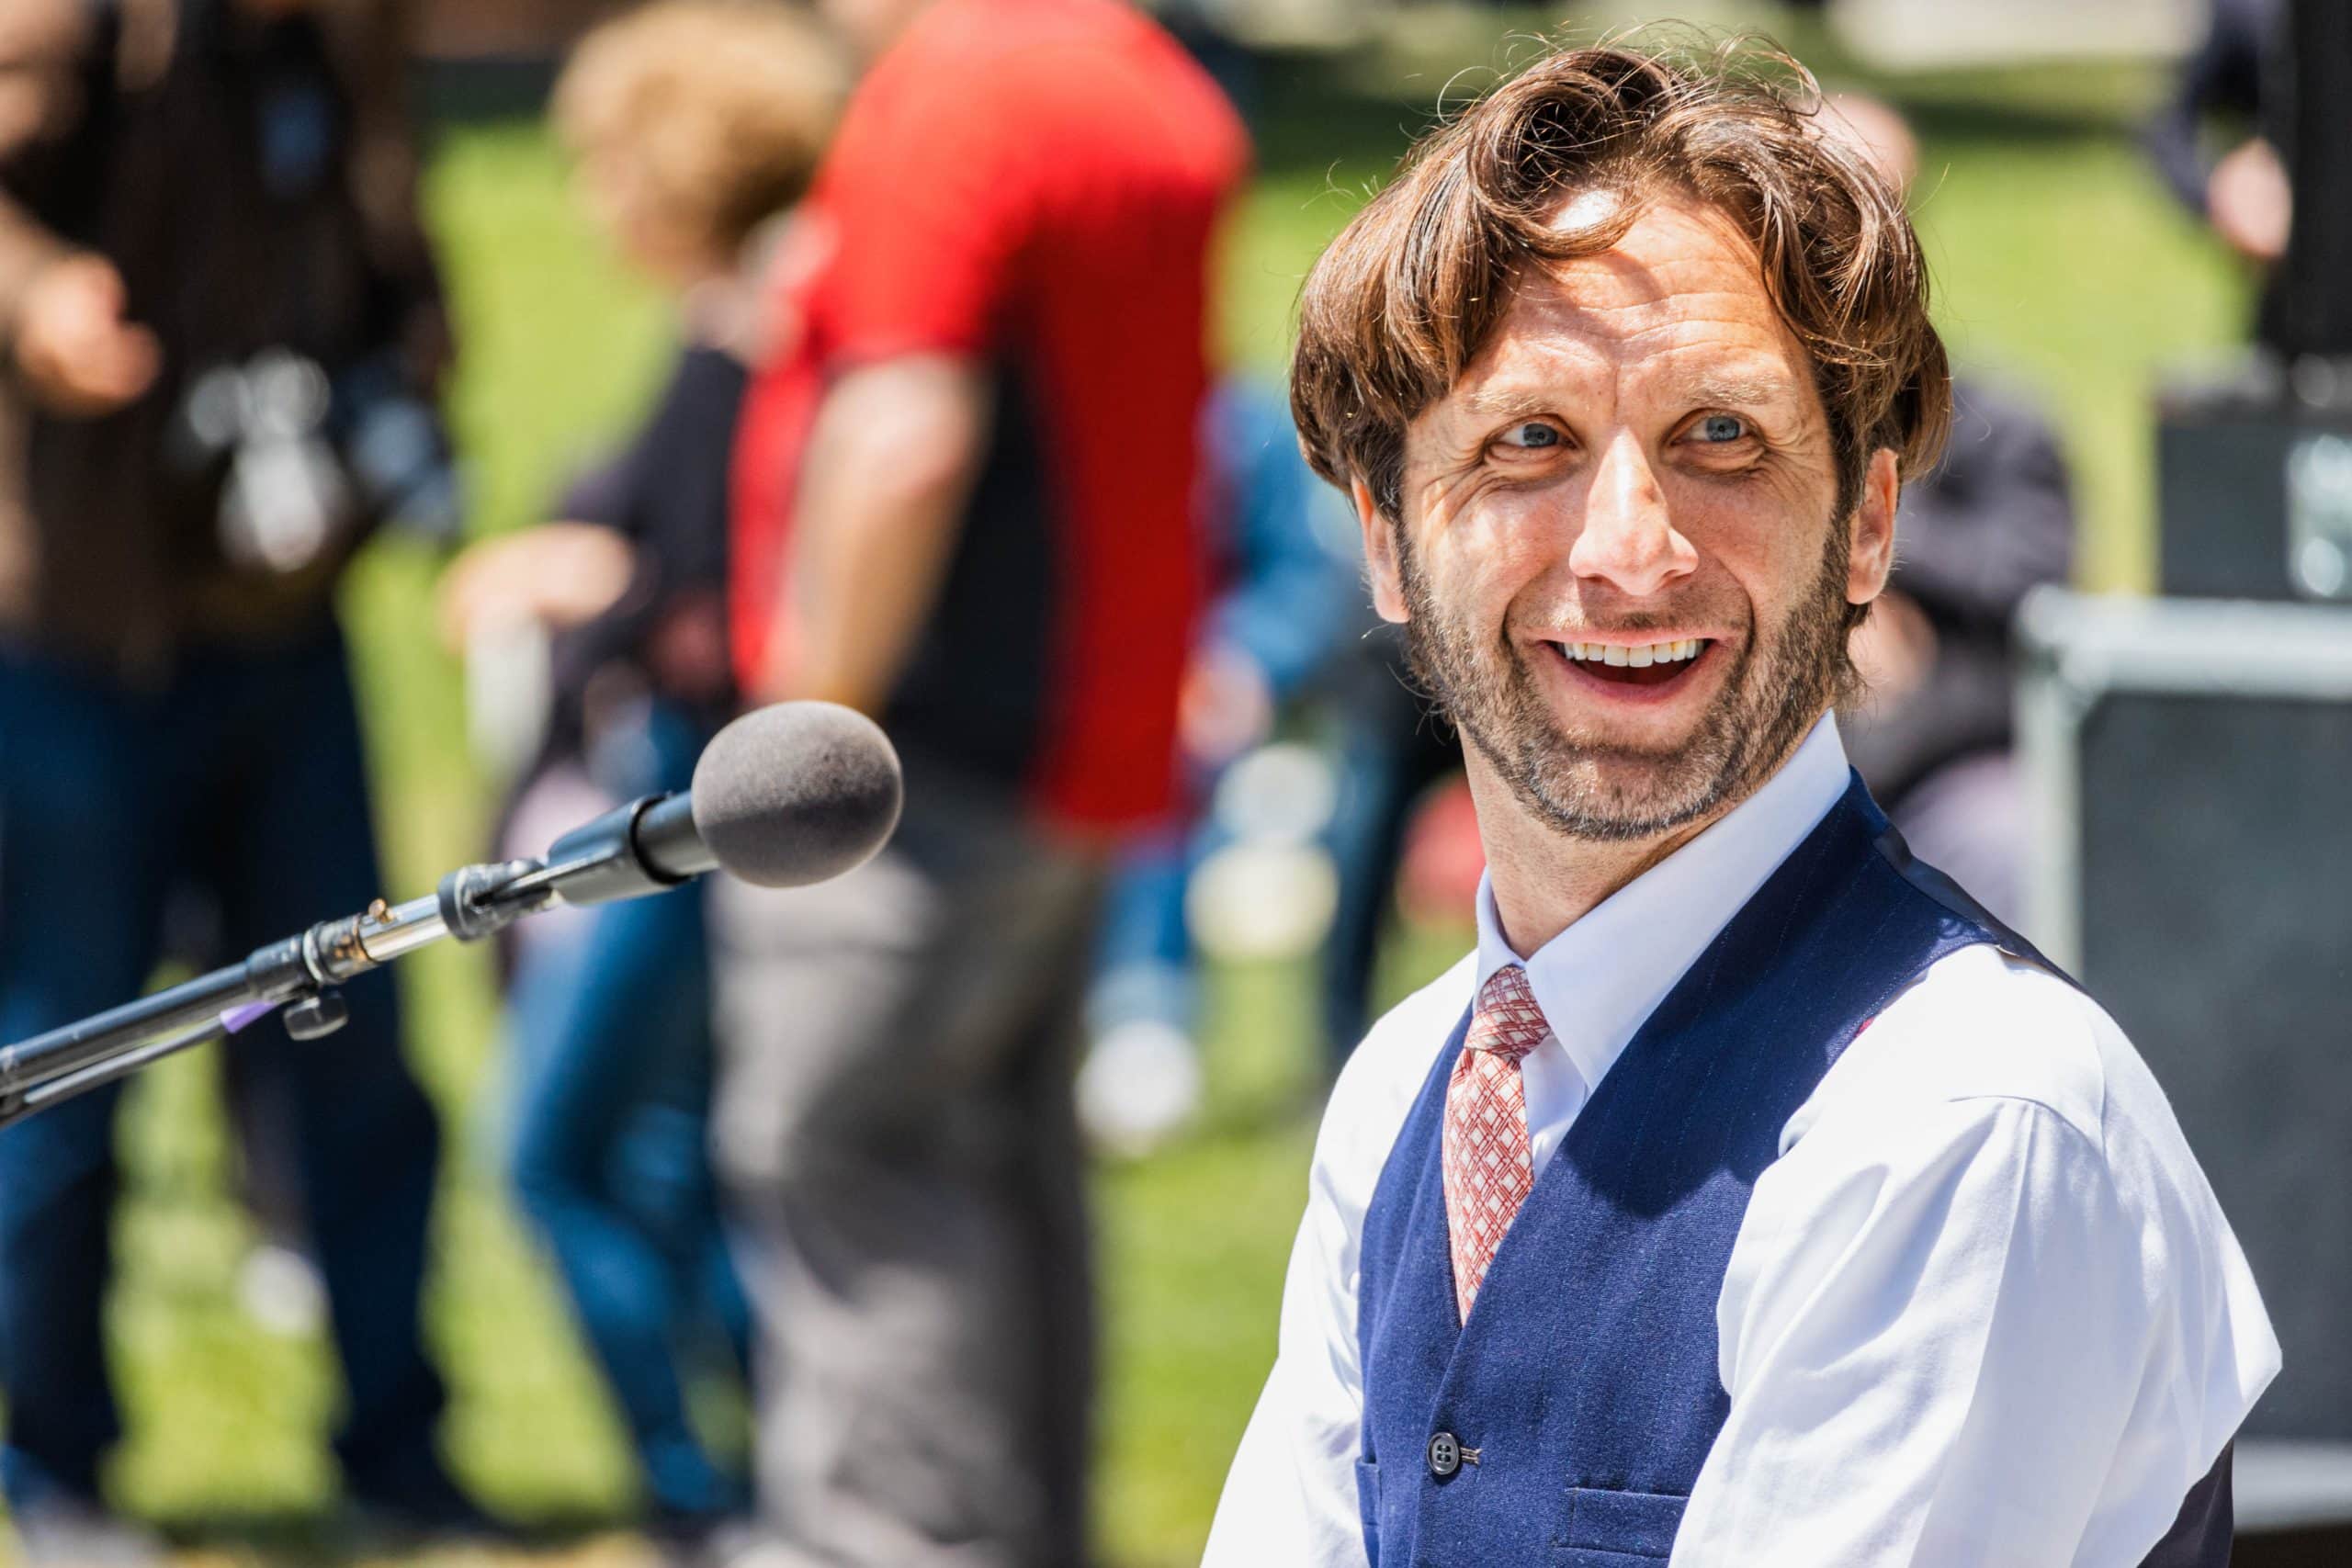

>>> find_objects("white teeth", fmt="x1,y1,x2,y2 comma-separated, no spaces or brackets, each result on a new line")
1559,637,1707,664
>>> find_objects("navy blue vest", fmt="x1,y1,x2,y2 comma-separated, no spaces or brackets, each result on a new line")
1353,775,2232,1566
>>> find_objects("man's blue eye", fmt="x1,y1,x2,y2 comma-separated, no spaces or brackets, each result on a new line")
1696,414,1748,443
1502,422,1560,449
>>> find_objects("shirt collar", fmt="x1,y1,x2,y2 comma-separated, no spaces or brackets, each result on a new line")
1472,713,1851,1097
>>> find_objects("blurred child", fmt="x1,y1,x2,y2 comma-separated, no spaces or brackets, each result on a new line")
435,1,842,1546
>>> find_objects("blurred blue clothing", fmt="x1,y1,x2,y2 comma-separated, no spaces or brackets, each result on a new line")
1089,822,1198,1036
0,628,445,1513
502,700,751,1522
1197,381,1362,699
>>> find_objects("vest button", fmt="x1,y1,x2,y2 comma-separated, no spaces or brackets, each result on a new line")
1426,1431,1461,1478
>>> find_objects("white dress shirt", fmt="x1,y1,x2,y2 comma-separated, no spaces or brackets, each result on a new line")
1203,716,2279,1567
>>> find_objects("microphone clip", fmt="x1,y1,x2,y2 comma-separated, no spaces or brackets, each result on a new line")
438,858,548,942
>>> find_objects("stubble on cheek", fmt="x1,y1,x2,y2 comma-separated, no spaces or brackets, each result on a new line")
1391,511,1854,843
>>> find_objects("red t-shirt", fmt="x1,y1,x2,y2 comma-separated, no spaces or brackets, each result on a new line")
731,0,1249,832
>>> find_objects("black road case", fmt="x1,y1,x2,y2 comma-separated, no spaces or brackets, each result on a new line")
2017,588,2352,1559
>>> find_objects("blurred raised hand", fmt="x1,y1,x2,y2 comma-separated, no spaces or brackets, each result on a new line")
11,254,159,416
435,520,637,649
2205,136,2290,265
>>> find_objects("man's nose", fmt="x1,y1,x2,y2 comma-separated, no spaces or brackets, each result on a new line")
1566,433,1697,599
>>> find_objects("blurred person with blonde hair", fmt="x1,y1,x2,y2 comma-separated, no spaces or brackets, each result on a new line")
435,1,842,1551
0,0,468,1557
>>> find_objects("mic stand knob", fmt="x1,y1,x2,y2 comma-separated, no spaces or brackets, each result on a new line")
285,989,349,1042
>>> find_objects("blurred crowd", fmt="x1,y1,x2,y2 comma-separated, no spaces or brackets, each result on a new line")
0,0,2291,1563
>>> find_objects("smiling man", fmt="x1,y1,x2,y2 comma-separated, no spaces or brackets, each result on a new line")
1204,41,2278,1568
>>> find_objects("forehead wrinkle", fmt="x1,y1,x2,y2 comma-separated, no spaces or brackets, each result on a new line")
1522,199,1786,338
1435,203,1815,440
1462,319,1798,412
1538,283,1816,413
1533,243,1673,312
1510,276,1789,374
1631,338,1811,404
1446,326,1610,409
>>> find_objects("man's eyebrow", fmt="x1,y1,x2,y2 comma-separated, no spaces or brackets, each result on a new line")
1679,373,1804,408
1453,375,1803,420
1453,388,1561,420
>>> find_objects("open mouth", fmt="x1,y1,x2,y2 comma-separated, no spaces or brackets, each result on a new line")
1544,637,1711,688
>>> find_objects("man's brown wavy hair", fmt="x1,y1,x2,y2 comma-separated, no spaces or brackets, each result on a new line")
1291,36,1951,530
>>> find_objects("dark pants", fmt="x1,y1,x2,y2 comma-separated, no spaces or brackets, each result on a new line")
0,629,445,1511
708,782,1102,1568
503,704,750,1520
1320,662,1462,1061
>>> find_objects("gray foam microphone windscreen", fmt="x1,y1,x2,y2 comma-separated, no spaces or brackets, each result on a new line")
689,702,903,888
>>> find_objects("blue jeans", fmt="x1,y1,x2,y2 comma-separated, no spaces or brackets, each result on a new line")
1089,825,1199,1038
503,705,749,1520
0,629,445,1512
1091,702,1464,1066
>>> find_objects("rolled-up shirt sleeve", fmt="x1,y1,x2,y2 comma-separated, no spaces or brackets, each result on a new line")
1678,1089,2278,1567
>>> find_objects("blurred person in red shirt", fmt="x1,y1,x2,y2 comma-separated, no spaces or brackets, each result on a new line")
719,0,1246,1561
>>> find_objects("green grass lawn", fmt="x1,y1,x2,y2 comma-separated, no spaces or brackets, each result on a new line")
56,17,2253,1568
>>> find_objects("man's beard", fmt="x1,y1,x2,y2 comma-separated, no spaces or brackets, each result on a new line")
1396,517,1855,843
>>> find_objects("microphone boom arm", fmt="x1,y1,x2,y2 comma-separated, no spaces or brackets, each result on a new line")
0,850,558,1131
0,699,904,1130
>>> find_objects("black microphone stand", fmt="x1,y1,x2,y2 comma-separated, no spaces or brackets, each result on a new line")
0,763,763,1130
0,782,715,1129
0,855,557,1131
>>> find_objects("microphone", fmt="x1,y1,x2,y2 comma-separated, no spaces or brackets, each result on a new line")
0,701,903,1128
535,702,904,908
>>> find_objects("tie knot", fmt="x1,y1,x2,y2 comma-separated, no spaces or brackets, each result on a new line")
1467,965,1547,1064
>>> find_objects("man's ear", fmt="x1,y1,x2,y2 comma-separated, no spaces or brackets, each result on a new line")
1353,477,1410,625
1845,447,1900,607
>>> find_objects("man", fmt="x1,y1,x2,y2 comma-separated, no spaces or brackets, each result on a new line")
0,0,463,1558
719,0,1246,1562
1206,39,2277,1567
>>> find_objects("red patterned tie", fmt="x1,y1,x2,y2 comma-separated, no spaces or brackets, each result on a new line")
1442,965,1550,1323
